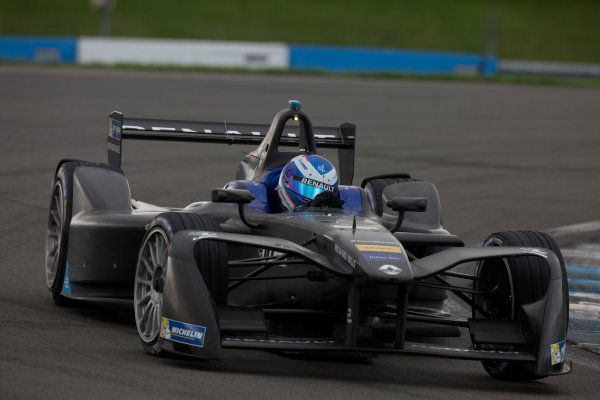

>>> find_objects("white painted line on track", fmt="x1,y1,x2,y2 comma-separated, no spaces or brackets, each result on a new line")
564,249,600,260
570,303,600,321
570,292,600,301
547,220,600,237
559,229,600,346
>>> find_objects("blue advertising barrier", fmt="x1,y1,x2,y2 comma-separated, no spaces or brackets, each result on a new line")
0,37,77,63
0,36,499,76
290,44,497,76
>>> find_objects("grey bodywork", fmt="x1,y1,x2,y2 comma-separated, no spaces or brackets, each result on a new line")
56,104,569,379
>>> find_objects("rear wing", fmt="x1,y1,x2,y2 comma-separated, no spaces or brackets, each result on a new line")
107,111,357,184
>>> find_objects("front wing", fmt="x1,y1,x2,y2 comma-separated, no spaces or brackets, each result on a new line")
158,230,569,377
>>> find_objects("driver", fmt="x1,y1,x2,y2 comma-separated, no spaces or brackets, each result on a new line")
275,154,344,211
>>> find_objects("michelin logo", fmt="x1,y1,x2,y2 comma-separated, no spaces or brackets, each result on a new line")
161,318,206,348
521,247,548,258
189,231,218,240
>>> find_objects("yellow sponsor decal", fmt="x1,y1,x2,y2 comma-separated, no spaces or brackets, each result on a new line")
355,244,402,253
550,340,566,365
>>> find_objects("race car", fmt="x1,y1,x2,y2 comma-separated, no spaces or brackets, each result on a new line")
45,100,570,380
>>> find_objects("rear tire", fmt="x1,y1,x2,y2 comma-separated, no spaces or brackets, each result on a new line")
45,160,122,305
45,177,70,305
364,176,414,216
473,230,568,380
134,212,228,356
365,176,450,307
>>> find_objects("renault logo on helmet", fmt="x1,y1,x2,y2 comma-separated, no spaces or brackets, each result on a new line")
379,265,402,275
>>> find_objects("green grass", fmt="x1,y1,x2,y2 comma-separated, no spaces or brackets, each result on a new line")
1,0,599,63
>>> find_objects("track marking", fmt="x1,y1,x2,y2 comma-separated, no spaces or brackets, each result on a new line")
561,234,600,347
564,249,600,260
547,220,600,237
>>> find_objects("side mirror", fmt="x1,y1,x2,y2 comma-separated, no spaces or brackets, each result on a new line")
212,188,254,204
382,195,427,232
211,188,259,229
385,197,427,213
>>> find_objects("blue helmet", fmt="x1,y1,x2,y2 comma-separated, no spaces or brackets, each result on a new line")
276,154,338,210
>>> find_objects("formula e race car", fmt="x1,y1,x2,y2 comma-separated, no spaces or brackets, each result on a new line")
45,101,570,380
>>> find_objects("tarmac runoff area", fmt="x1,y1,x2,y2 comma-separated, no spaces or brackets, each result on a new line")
549,221,600,353
564,241,600,352
2,66,600,399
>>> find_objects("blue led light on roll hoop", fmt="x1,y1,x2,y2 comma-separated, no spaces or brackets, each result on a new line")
289,100,301,111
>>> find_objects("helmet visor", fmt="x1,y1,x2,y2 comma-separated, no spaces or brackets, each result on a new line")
287,173,335,200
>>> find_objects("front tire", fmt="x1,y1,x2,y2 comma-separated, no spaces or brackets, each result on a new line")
473,230,568,380
134,212,228,356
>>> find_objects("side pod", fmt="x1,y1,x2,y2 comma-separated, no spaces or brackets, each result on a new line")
159,232,223,360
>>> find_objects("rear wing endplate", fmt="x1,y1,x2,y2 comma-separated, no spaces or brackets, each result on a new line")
107,111,356,183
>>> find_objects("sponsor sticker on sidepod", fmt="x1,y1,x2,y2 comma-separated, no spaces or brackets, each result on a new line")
550,340,566,365
364,252,404,263
161,318,206,348
355,244,402,253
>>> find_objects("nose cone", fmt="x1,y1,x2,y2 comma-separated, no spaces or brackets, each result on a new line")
326,229,413,283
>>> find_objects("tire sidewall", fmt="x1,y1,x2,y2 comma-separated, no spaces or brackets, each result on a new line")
46,160,124,304
364,177,415,216
46,165,73,303
133,213,226,356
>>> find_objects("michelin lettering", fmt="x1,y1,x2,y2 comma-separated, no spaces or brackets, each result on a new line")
188,231,218,240
521,247,549,258
161,318,206,348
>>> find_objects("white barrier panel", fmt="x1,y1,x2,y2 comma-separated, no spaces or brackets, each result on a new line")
498,60,600,78
77,37,289,69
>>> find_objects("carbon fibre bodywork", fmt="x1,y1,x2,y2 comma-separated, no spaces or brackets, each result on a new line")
49,102,570,379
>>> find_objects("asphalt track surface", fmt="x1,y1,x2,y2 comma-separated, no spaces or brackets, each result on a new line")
1,66,600,399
